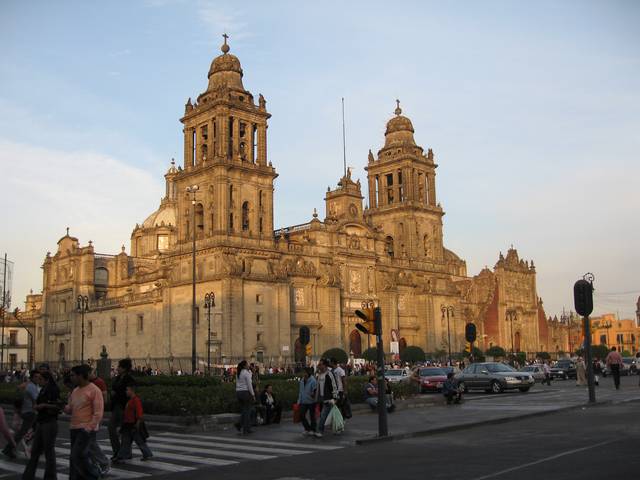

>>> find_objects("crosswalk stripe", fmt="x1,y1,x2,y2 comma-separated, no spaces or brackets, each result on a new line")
55,448,150,478
97,439,275,461
157,432,342,450
144,435,314,455
126,457,196,473
0,458,69,480
132,450,237,467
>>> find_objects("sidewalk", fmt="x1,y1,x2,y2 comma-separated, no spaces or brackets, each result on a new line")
204,376,640,446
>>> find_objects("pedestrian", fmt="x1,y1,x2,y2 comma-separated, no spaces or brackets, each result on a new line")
297,367,317,436
576,356,587,386
65,365,104,480
259,385,282,425
592,358,601,386
0,405,16,458
636,353,640,387
109,359,135,460
330,358,350,419
22,371,60,480
542,360,552,386
114,385,152,462
3,369,39,458
605,346,623,390
89,368,110,475
234,360,255,435
443,372,462,405
314,358,338,438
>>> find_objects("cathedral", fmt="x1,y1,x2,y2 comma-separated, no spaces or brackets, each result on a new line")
30,37,569,369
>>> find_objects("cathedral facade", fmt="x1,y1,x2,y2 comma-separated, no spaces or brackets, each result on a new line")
30,39,569,369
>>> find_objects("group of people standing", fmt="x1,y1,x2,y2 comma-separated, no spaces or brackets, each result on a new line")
0,358,152,480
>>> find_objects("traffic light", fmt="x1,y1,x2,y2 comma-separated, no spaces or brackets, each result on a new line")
299,326,310,345
465,323,477,343
464,342,472,354
305,344,312,356
355,306,377,335
574,279,593,317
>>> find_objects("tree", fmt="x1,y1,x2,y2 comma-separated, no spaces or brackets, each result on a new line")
321,348,348,364
400,346,425,364
536,352,551,360
433,349,447,361
575,345,610,360
485,346,506,358
362,347,378,362
622,350,632,357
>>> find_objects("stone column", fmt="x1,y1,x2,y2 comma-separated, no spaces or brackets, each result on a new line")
257,124,267,166
232,117,240,160
248,123,255,163
368,175,376,209
184,128,193,170
207,119,215,162
377,175,384,207
428,173,436,206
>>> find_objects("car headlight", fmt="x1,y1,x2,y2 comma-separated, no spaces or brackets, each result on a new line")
557,370,564,374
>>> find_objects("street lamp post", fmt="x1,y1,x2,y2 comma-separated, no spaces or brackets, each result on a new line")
186,185,199,375
561,310,576,354
204,292,215,376
441,305,454,366
76,295,89,364
12,308,34,369
506,309,517,356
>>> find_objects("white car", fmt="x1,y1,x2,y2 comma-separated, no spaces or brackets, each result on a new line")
385,369,410,383
519,365,546,383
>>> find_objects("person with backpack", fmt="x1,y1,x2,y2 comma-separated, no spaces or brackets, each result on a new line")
113,385,152,462
314,359,338,438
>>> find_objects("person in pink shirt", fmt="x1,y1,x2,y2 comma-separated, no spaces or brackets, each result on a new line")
64,365,104,480
605,346,624,390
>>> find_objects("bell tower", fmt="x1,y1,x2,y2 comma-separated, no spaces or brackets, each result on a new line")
176,34,277,246
365,101,444,260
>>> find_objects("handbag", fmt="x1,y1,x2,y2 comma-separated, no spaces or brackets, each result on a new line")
292,403,301,423
138,421,150,440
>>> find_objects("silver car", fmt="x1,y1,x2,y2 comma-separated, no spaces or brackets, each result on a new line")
385,369,410,383
520,365,546,383
456,362,535,393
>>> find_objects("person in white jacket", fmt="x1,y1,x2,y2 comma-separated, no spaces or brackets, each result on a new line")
234,361,255,435
314,359,338,438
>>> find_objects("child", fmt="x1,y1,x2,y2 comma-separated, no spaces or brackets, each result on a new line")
114,385,152,462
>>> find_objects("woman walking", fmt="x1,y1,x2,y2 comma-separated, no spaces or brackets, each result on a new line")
297,368,317,436
576,356,587,386
234,361,255,435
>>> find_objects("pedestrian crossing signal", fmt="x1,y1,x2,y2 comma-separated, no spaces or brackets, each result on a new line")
464,342,472,354
305,344,312,356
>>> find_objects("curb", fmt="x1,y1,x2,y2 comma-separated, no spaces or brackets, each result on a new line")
354,397,640,445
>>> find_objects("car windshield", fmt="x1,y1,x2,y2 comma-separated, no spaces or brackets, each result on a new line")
386,370,403,376
420,368,446,376
486,363,516,373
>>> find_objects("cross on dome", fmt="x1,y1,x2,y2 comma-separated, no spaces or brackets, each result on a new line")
221,33,230,53
394,99,402,116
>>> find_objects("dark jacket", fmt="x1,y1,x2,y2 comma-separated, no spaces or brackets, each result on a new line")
111,372,135,409
317,370,338,403
35,380,60,423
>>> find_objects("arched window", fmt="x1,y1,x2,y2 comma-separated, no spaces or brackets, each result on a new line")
94,267,108,300
385,236,394,258
195,203,204,234
242,202,250,231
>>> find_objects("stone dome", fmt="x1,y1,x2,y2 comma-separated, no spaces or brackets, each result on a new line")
384,100,417,147
142,202,177,229
207,36,245,91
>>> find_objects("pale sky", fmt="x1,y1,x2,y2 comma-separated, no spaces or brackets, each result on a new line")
1,0,639,319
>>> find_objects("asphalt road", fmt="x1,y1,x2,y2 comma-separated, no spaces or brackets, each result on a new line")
168,397,640,480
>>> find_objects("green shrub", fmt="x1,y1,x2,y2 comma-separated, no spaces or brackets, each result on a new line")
536,352,551,360
485,346,506,357
400,346,425,364
321,348,349,364
362,347,378,362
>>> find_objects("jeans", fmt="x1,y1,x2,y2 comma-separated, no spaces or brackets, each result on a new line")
299,403,316,432
22,420,57,480
237,391,254,433
544,374,552,386
108,404,124,456
89,431,110,470
69,429,100,480
264,403,282,424
611,364,621,389
117,425,152,460
317,402,333,433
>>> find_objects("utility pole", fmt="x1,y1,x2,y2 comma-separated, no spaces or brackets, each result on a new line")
574,273,596,403
1,254,10,371
187,185,199,375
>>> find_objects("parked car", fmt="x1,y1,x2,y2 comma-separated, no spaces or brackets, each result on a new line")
413,367,448,393
441,366,461,377
455,362,535,393
519,365,546,383
385,369,410,383
550,360,576,380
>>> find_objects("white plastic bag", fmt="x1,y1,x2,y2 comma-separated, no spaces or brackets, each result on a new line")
324,404,344,433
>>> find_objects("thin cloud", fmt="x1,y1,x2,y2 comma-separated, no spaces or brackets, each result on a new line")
196,1,252,43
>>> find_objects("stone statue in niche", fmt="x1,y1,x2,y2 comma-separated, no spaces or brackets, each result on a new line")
294,287,305,306
349,270,362,294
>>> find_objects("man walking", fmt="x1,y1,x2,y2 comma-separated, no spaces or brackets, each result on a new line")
606,346,624,390
109,359,135,459
89,368,110,475
65,365,104,480
542,360,552,386
314,359,338,438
